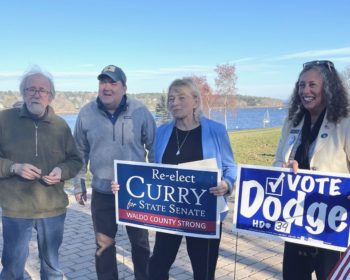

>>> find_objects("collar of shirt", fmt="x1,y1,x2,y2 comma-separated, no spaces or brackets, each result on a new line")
96,95,127,125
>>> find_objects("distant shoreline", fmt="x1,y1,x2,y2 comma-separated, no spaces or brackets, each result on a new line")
1,91,285,113
56,105,287,115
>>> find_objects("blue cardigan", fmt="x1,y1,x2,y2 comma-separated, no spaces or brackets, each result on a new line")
155,116,237,219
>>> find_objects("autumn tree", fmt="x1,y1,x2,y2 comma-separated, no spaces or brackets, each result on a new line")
155,93,171,125
191,75,217,118
214,63,237,129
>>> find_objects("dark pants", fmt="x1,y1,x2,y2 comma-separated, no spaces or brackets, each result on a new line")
91,190,150,280
149,224,222,280
283,242,341,280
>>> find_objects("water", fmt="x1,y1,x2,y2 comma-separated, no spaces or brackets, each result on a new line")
61,114,77,131
60,107,287,132
211,107,287,131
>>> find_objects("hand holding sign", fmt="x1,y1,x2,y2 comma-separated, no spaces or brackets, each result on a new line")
115,160,220,238
283,160,299,174
111,181,120,194
233,164,350,252
209,180,228,196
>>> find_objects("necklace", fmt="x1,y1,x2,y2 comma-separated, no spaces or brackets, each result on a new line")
175,127,191,156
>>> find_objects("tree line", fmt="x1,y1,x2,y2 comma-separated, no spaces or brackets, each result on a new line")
155,63,239,129
155,63,350,128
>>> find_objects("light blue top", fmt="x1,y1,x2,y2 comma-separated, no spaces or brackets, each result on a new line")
155,116,237,220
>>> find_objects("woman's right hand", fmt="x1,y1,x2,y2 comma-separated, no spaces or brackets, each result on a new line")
111,181,120,194
283,160,299,174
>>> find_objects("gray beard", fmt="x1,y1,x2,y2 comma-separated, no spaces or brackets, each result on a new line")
27,103,46,117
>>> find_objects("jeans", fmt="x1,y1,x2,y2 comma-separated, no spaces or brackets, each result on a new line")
91,190,150,280
0,213,66,280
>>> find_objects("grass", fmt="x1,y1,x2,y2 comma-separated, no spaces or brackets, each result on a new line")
229,127,281,166
67,127,282,189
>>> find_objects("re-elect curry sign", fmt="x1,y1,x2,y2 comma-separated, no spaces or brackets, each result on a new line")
115,160,220,238
233,164,350,251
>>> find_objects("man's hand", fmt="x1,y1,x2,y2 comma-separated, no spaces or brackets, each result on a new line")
42,167,62,185
75,192,87,205
14,163,42,180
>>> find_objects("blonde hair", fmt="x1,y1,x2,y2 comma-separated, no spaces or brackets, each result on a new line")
167,78,203,122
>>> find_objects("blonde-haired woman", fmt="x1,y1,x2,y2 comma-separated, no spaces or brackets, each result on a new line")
148,78,237,280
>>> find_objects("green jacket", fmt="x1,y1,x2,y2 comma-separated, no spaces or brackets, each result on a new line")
0,105,83,218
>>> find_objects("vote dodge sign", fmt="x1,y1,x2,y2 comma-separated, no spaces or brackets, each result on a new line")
233,165,350,251
114,160,220,238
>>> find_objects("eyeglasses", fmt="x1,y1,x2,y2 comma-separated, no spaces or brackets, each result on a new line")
303,60,334,72
24,87,51,97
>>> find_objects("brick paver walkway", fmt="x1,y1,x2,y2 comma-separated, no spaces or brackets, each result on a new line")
0,189,287,279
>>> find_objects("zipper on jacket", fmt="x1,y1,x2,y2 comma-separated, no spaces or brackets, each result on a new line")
122,122,124,146
34,123,38,157
113,125,116,141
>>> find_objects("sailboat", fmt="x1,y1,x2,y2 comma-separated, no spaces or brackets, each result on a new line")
263,109,270,127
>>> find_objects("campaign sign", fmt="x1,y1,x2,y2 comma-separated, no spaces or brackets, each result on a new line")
233,164,350,251
115,160,220,238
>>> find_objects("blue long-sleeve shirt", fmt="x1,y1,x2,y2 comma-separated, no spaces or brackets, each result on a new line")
154,116,237,220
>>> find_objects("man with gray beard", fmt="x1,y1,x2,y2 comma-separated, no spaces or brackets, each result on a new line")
0,66,83,279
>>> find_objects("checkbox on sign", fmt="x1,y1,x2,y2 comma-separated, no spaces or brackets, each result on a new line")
265,173,285,196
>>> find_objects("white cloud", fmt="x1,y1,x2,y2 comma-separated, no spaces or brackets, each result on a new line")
52,72,96,79
276,47,350,60
330,56,350,63
228,57,259,64
0,72,22,79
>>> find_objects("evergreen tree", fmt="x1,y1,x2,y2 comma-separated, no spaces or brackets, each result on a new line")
155,94,171,125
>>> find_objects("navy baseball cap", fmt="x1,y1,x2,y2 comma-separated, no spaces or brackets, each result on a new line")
97,65,127,85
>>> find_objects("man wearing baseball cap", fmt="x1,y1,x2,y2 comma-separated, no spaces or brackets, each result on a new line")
73,65,156,279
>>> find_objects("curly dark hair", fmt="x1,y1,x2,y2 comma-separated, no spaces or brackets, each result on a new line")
287,62,349,126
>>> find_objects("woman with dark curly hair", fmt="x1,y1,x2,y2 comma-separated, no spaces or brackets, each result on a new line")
273,60,350,280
